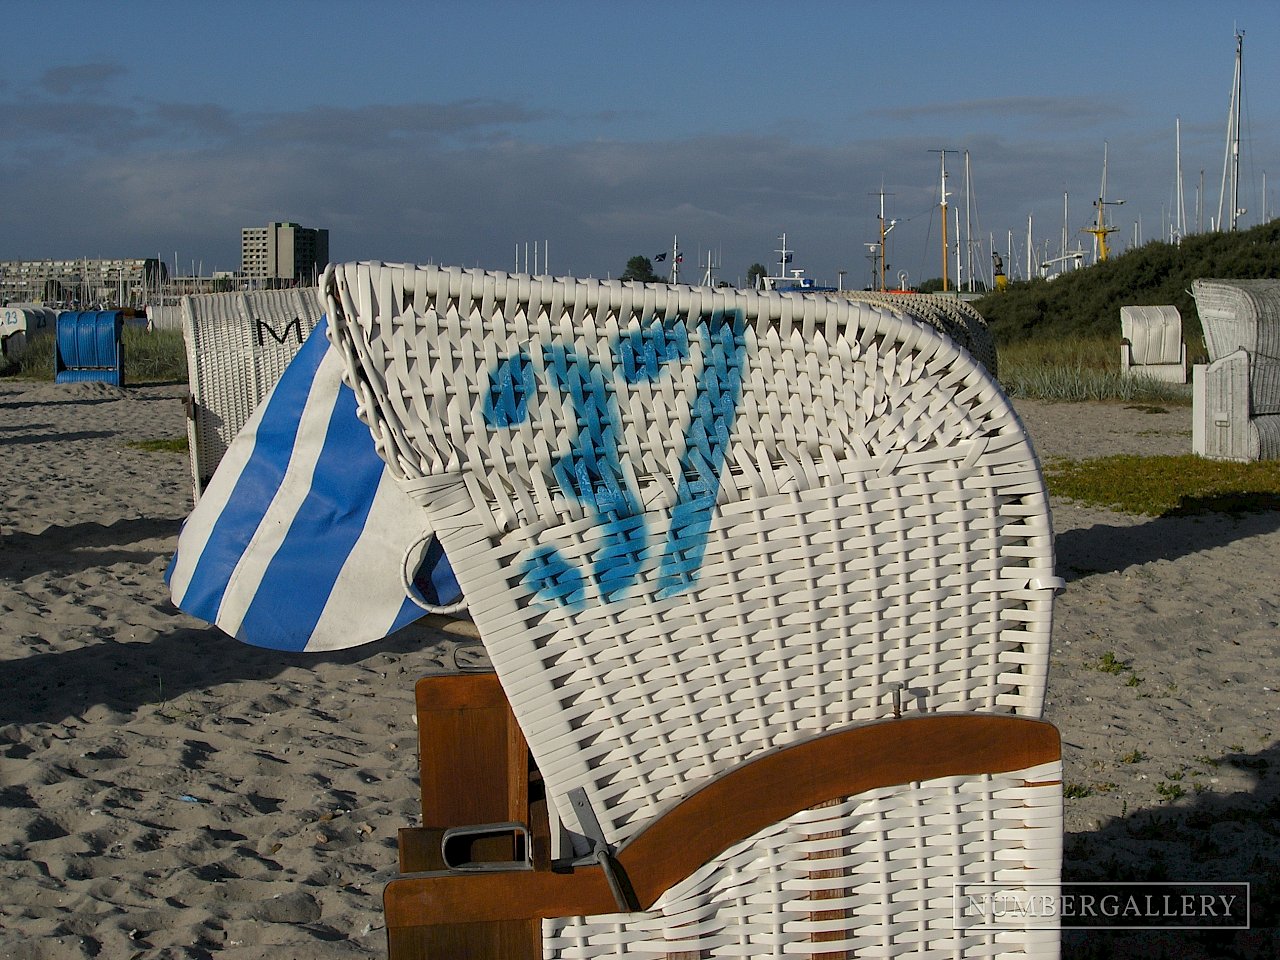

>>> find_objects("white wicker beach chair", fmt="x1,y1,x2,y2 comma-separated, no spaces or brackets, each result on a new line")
1119,305,1187,384
180,287,324,497
1,304,57,364
323,263,1063,959
1191,279,1280,461
834,291,998,377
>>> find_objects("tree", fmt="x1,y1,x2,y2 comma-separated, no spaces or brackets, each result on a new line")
622,255,660,282
746,263,768,289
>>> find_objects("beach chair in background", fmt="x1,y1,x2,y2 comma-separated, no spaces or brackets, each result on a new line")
1,304,57,366
1191,278,1280,461
1119,305,1187,384
324,262,1065,959
54,310,125,385
180,287,325,498
166,313,461,652
836,290,999,377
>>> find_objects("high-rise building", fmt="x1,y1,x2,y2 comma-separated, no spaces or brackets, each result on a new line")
241,222,329,285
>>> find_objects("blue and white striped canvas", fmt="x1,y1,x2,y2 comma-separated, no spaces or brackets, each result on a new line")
166,318,461,651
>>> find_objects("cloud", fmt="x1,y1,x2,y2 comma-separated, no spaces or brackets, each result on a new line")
0,93,1266,287
40,63,128,97
871,95,1128,130
0,102,145,151
251,99,548,147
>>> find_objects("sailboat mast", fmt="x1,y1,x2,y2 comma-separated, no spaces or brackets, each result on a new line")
964,151,973,292
879,192,887,292
954,198,962,292
931,149,953,291
1218,30,1244,231
1062,191,1069,267
1026,213,1033,280
1231,30,1243,230
1175,116,1187,241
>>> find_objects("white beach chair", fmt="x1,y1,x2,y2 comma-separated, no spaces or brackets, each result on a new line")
323,262,1063,958
180,287,324,497
168,291,462,652
1,304,57,364
836,290,998,377
1119,305,1187,383
1191,279,1280,461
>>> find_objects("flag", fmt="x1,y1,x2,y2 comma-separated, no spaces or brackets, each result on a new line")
676,254,684,264
783,253,793,264
653,252,667,262
166,318,461,652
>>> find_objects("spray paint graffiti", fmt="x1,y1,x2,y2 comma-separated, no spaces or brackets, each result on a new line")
484,312,747,608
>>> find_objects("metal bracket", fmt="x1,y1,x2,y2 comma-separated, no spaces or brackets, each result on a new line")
567,787,640,912
440,821,532,873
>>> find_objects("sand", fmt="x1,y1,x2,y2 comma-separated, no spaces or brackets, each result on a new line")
1,379,1276,958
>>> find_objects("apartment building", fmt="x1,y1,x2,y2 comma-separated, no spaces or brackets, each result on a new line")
241,222,330,285
0,257,166,307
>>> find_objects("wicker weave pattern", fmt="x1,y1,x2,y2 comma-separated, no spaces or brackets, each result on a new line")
545,761,1062,959
324,263,1057,848
833,291,998,377
1191,280,1280,461
181,287,324,496
1192,278,1280,360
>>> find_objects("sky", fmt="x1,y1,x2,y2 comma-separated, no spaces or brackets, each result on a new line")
2,0,1278,290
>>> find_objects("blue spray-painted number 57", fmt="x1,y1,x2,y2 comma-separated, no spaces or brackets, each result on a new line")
483,311,747,609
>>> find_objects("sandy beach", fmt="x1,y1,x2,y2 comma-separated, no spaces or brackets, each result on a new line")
1,378,1276,958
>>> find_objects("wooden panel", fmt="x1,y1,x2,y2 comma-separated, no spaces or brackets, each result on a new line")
619,714,1059,908
414,673,528,827
398,827,446,873
387,919,541,960
390,674,542,959
385,714,1060,928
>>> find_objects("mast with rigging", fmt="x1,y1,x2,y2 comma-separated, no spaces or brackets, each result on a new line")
930,149,956,291
1217,29,1245,230
1083,141,1125,261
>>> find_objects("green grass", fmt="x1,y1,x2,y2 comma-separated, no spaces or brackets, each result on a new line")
1045,453,1280,515
996,336,1193,403
120,327,188,384
127,437,188,454
1094,651,1129,674
8,326,187,384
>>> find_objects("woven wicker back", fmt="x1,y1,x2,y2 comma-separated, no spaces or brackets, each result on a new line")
325,262,1058,850
1192,278,1280,360
834,290,998,376
1120,305,1183,366
181,287,324,496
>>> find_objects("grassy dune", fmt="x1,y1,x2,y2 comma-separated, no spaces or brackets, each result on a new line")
996,336,1194,403
9,327,187,384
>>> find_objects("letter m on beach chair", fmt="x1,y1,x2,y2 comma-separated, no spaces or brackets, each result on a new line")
324,262,1065,959
180,288,325,498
